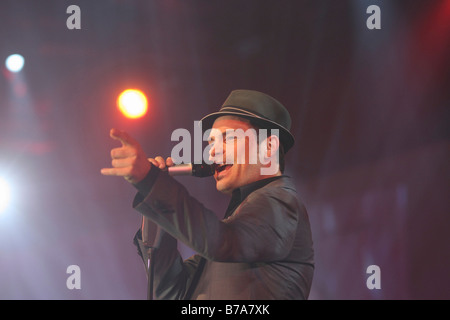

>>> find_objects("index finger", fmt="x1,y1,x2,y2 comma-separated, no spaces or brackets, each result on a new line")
109,128,138,147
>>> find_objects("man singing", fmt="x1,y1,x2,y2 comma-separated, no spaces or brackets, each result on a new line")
101,89,314,299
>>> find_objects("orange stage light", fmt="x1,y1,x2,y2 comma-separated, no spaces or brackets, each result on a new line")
117,89,148,119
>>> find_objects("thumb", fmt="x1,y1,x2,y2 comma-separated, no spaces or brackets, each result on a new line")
109,128,137,146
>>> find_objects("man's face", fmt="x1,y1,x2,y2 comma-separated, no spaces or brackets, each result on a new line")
208,116,274,194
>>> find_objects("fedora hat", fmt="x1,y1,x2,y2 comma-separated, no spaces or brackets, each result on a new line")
200,89,295,152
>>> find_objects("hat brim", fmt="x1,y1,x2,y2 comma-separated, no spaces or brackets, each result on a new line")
200,111,295,152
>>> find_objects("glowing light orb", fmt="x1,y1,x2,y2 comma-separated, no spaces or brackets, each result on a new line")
5,54,25,73
117,89,148,119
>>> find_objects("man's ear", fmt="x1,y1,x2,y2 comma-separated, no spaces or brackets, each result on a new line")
265,134,280,158
259,133,281,176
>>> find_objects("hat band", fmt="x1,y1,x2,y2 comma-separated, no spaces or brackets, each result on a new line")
220,105,271,122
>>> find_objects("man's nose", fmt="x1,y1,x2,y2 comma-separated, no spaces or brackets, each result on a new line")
208,145,215,162
208,142,224,163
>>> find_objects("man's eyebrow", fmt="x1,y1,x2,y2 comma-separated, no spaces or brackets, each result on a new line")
209,131,227,142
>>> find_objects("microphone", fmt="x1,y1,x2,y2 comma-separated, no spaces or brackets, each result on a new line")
168,163,217,177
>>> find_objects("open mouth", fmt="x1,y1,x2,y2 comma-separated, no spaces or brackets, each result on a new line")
215,164,233,174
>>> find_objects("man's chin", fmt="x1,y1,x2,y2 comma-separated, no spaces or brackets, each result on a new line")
215,180,234,195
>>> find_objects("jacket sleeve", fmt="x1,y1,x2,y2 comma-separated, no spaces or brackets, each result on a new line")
132,171,299,263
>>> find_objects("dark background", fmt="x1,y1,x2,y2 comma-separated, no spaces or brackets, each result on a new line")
0,0,448,299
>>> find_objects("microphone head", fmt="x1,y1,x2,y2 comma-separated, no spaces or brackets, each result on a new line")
191,163,218,177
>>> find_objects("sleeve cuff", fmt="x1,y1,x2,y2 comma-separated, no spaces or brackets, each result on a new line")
132,163,161,197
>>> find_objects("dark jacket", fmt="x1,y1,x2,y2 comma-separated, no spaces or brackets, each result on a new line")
133,171,314,300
